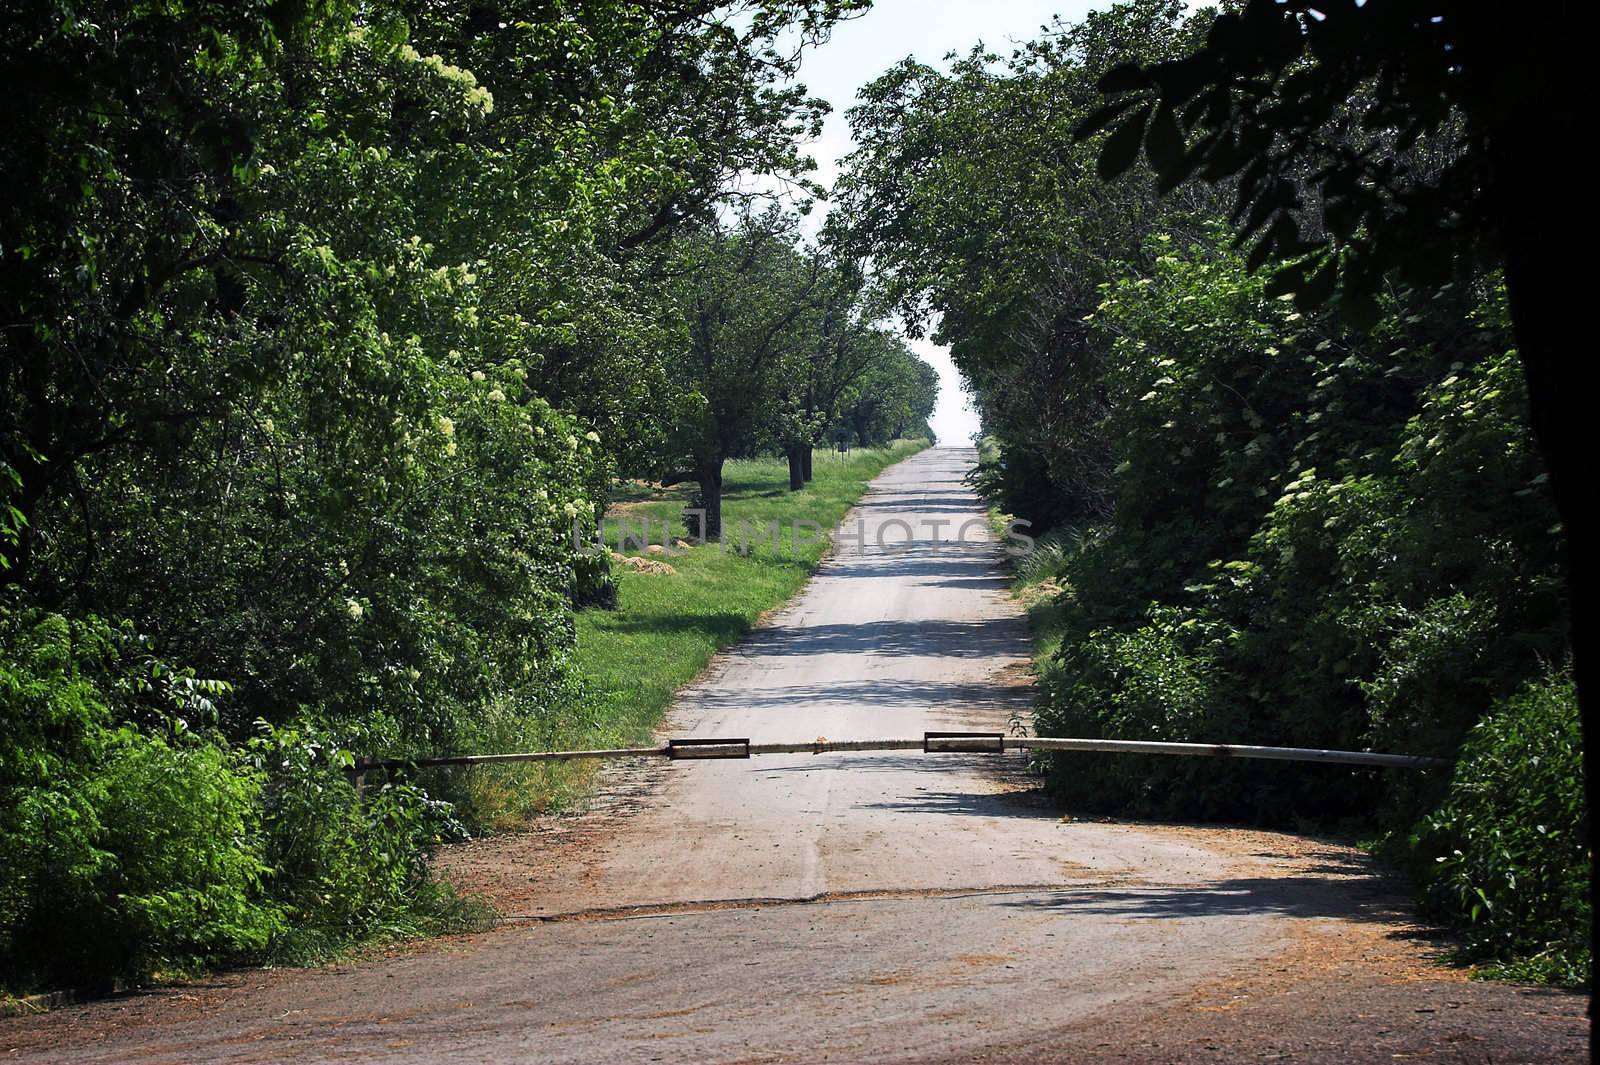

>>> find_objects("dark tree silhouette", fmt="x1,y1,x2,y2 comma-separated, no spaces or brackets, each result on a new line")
1079,0,1593,982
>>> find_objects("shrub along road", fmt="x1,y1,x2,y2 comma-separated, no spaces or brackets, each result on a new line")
2,449,1586,1063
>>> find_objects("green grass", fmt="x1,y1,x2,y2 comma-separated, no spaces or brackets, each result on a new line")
578,440,928,734
978,434,1072,685
986,507,1073,696
463,439,928,823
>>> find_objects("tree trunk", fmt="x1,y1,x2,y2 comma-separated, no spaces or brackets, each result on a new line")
786,446,805,491
801,446,814,483
689,458,724,542
1503,236,1596,1016
1493,8,1596,990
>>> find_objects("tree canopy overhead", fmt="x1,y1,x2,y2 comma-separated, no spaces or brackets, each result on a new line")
1078,0,1554,318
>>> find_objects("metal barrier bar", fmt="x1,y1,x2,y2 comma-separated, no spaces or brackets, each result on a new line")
356,732,1446,776
357,746,662,774
750,739,924,756
1013,736,1446,769
925,731,1007,753
668,737,751,760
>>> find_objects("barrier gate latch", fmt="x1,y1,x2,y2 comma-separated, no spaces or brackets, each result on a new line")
923,731,1006,753
667,737,751,760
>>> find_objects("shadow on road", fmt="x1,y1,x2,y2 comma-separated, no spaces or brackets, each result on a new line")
695,678,1031,711
742,617,1029,658
997,874,1416,926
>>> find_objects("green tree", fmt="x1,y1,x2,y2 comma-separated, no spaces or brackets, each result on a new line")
768,258,904,487
835,335,939,447
663,214,824,539
829,0,1212,526
400,0,868,477
1078,0,1594,890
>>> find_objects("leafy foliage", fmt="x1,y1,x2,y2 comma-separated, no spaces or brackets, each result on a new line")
0,0,926,993
1,610,280,989
1077,5,1594,988
0,607,492,991
1076,1,1535,321
248,719,484,965
1027,234,1574,974
659,211,937,538
831,0,1215,527
1419,676,1589,985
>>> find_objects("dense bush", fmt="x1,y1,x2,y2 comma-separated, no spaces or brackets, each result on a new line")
0,611,279,990
249,720,485,966
1417,676,1589,984
73,366,604,754
0,609,487,992
1019,238,1577,979
1033,241,1562,803
2,5,608,989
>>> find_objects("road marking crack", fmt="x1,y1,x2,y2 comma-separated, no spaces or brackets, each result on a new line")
499,878,1154,923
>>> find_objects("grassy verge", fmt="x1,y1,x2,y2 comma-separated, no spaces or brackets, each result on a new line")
982,494,1070,699
465,439,928,824
1010,545,1073,696
976,435,1068,698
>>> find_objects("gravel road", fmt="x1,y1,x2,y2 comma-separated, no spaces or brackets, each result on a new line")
3,447,1587,1064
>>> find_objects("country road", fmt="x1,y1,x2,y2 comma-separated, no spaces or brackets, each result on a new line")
4,448,1587,1064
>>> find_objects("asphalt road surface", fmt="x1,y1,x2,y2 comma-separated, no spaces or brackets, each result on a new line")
3,447,1587,1063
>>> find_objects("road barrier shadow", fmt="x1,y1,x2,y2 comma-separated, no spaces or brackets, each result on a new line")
741,617,1029,659
995,874,1413,925
692,678,1032,712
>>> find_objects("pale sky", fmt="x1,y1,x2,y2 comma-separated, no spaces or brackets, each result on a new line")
789,0,1106,445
